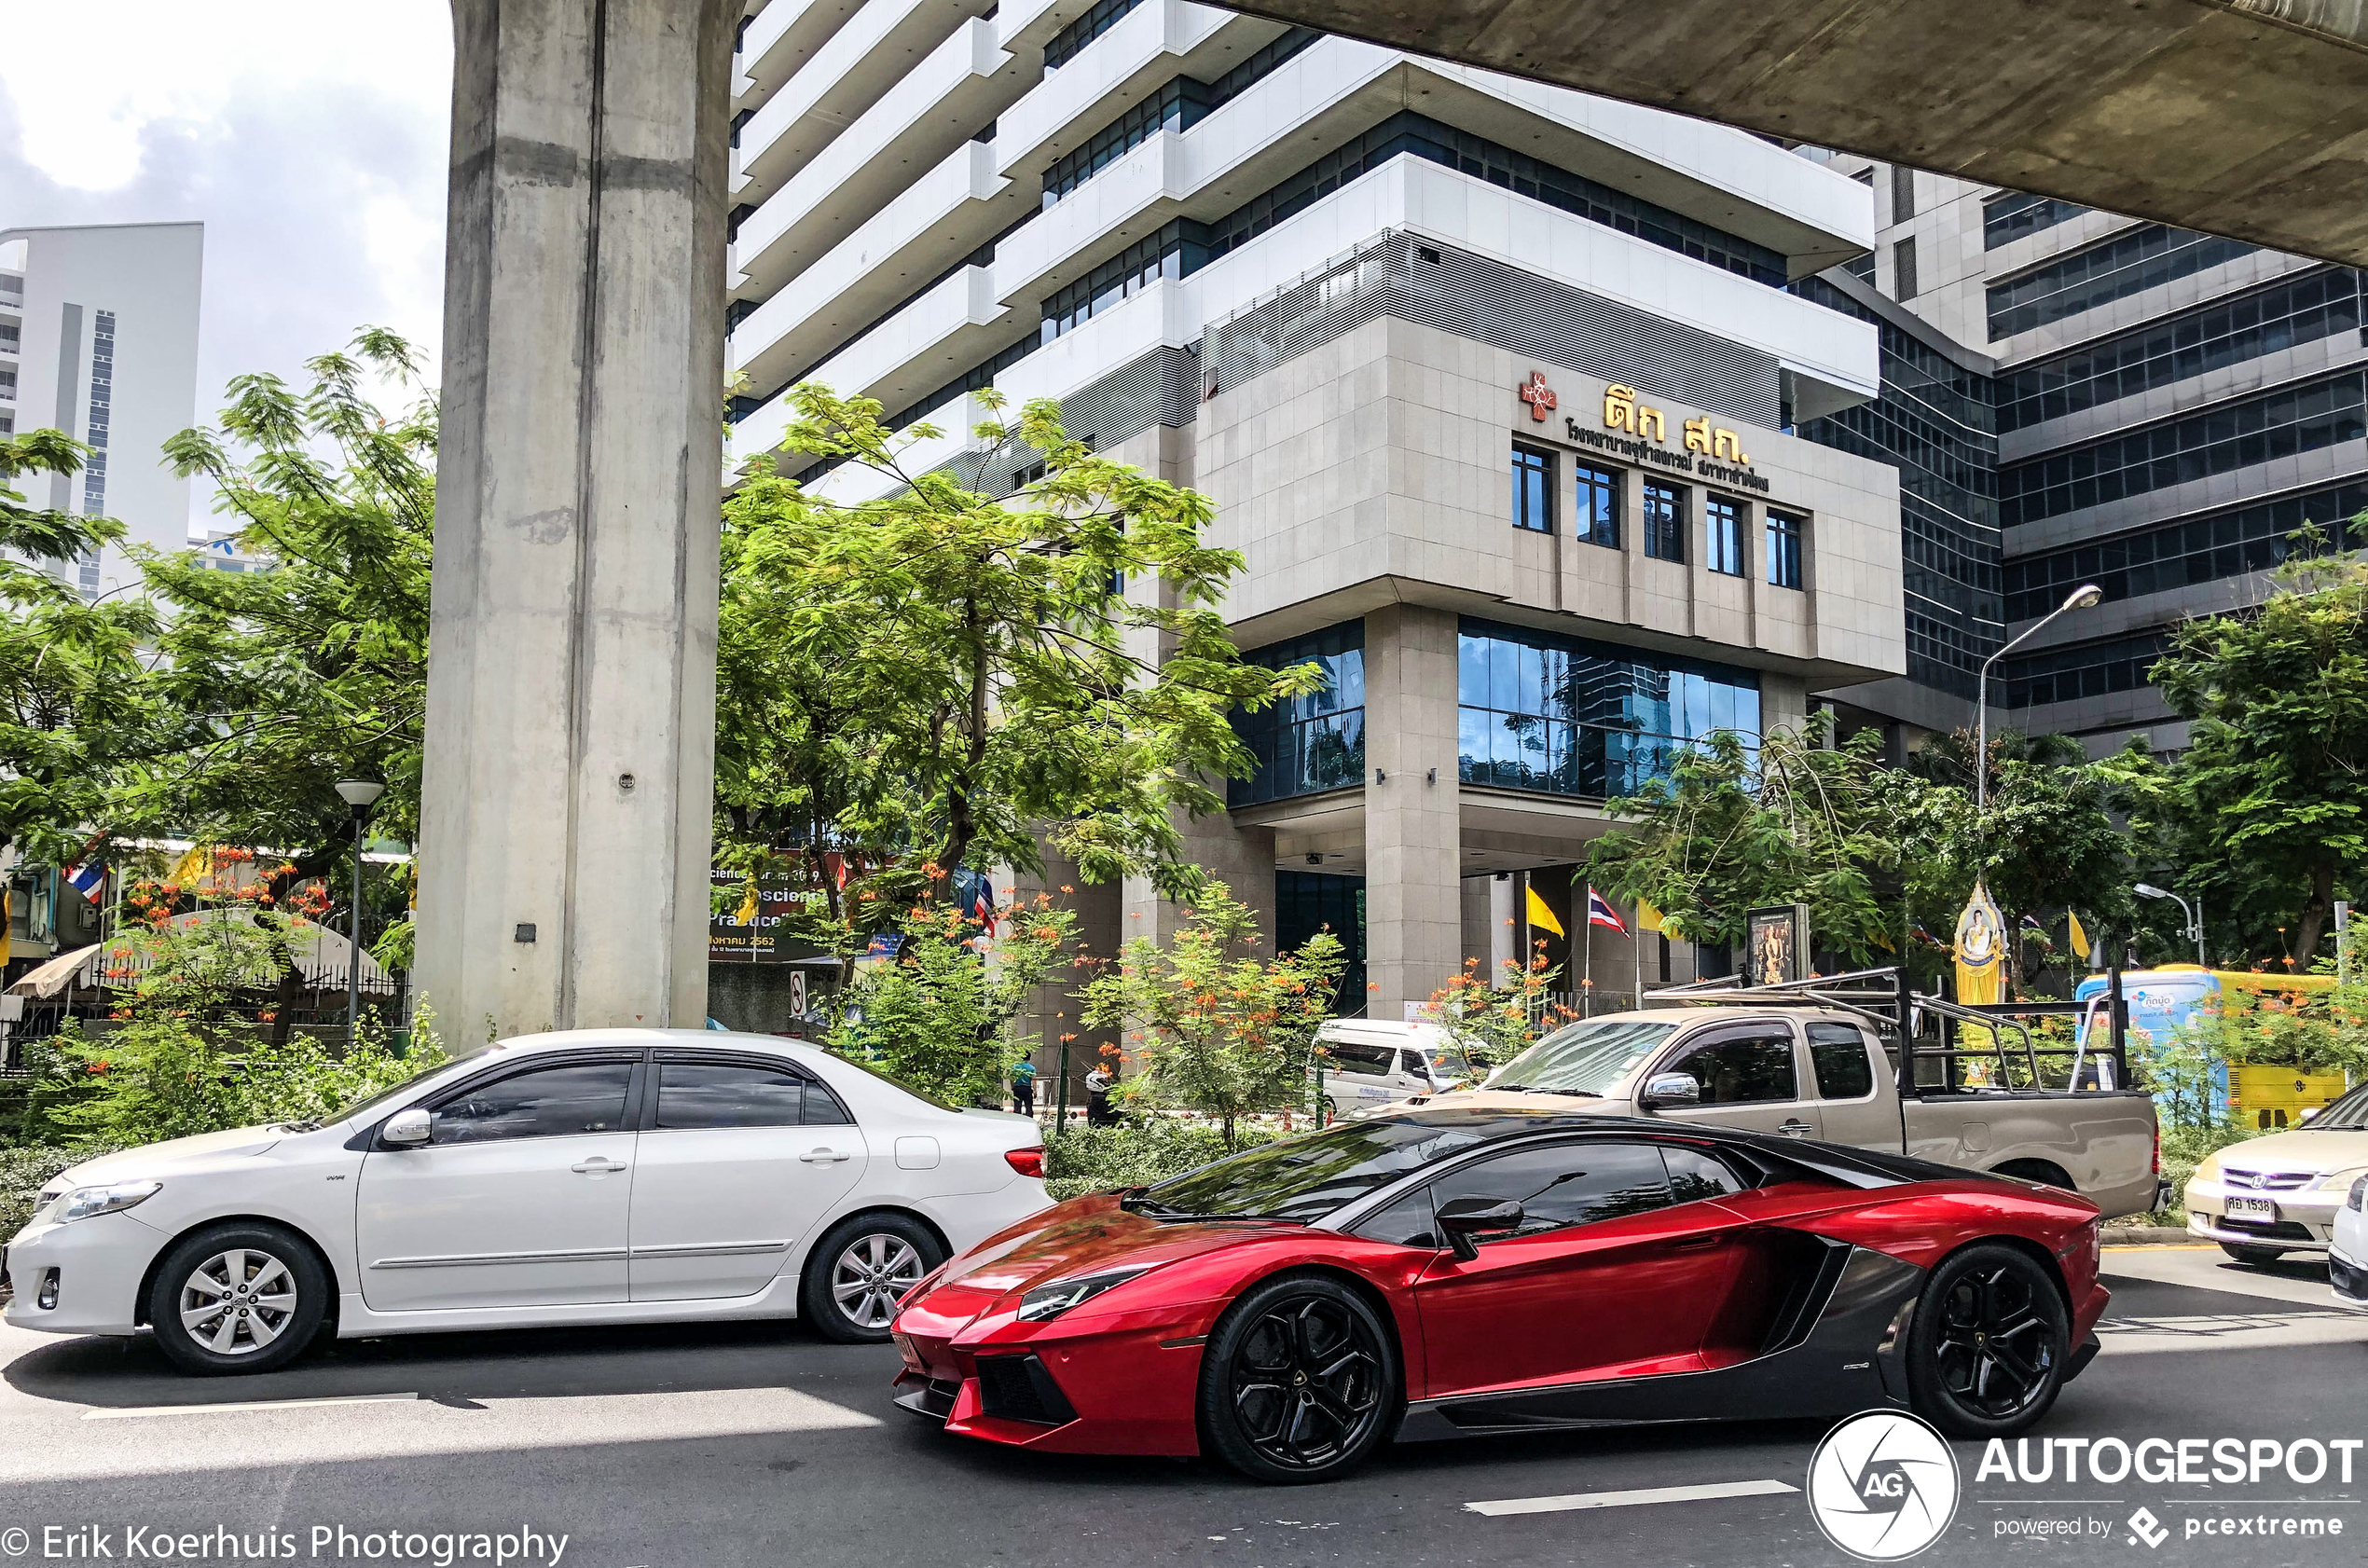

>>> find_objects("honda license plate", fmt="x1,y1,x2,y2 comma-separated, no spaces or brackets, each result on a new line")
2225,1196,2277,1219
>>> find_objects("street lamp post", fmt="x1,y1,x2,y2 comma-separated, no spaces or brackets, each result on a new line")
1974,584,2104,812
2135,882,2206,969
335,779,386,1051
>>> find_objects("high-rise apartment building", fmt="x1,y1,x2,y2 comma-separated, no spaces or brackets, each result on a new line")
0,223,204,598
722,0,1907,1021
1799,158,2364,757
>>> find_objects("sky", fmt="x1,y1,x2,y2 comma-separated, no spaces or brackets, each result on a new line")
0,1,453,536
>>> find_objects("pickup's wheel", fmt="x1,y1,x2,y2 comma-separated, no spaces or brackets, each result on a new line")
1907,1244,2070,1438
2220,1242,2286,1267
1197,1273,1400,1484
145,1222,329,1376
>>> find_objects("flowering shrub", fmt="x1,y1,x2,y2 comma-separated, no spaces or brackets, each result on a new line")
824,884,1076,1107
1425,947,1574,1070
1081,882,1343,1146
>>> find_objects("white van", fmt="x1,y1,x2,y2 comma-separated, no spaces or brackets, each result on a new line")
1315,1020,1475,1115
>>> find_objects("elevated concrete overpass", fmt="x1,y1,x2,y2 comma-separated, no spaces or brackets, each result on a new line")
1211,0,2368,267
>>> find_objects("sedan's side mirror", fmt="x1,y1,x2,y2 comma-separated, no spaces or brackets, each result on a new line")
1437,1196,1524,1261
379,1107,432,1147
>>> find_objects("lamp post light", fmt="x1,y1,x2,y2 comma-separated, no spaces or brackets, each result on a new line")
2135,881,2206,969
334,779,386,1051
1975,584,2103,812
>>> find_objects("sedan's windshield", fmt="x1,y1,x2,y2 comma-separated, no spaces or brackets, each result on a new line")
1486,1020,1676,1095
1144,1121,1494,1223
2303,1083,2368,1130
321,1041,504,1128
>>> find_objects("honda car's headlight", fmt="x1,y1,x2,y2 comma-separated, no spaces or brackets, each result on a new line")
2318,1167,2367,1194
1016,1266,1152,1323
58,1180,161,1224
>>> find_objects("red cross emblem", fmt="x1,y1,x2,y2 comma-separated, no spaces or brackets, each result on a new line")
1519,371,1556,420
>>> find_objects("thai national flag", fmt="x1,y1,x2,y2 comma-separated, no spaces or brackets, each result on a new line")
62,861,105,903
1584,887,1629,935
973,887,998,938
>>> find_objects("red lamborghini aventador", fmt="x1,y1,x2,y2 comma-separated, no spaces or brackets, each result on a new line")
889,1111,2108,1483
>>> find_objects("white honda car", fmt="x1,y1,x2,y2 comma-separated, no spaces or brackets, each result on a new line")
3,1030,1051,1374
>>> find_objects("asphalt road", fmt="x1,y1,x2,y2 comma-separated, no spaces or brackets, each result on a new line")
0,1246,2359,1568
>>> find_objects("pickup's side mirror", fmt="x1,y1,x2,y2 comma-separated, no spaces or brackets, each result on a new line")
1437,1196,1524,1261
1640,1071,1700,1110
379,1107,432,1147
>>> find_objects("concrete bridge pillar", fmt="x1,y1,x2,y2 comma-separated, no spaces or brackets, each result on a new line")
417,0,736,1038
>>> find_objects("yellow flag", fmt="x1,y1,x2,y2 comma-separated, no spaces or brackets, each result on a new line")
2067,910,2091,968
736,879,761,926
169,844,212,887
1633,896,1664,935
1523,884,1566,938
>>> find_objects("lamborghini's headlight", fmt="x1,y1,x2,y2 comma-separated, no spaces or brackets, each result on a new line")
1016,1266,1153,1323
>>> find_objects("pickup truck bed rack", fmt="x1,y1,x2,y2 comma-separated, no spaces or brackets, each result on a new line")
1640,966,2133,1097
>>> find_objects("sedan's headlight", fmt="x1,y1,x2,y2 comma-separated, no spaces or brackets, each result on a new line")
1016,1266,1152,1323
2320,1168,2367,1193
58,1180,161,1224
2191,1152,2223,1185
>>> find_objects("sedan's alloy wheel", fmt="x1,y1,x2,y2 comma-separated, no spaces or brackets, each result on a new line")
178,1248,299,1357
832,1233,923,1331
1933,1262,2056,1420
1228,1296,1386,1472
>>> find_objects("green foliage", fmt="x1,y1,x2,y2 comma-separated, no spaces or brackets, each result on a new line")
826,892,1075,1107
1081,882,1342,1144
719,385,1316,910
0,1141,133,1244
0,429,165,865
1585,719,1921,966
1425,952,1571,1068
1040,1118,1270,1202
29,916,446,1148
124,332,433,901
2109,545,2368,967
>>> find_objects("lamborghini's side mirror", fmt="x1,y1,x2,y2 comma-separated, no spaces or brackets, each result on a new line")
1437,1196,1524,1261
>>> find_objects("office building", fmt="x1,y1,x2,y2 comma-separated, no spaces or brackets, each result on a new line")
0,224,204,599
1799,158,2364,756
722,0,1907,1023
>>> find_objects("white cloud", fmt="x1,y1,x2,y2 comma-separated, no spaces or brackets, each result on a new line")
0,1,453,532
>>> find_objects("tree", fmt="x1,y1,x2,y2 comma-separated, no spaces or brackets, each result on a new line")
1910,728,2132,987
2109,547,2368,967
1081,882,1342,1145
823,884,1075,1107
720,386,1315,914
116,331,434,976
1583,719,1926,968
0,431,165,867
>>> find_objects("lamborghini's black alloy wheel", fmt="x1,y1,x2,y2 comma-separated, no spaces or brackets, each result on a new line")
1199,1274,1399,1483
1908,1243,2071,1438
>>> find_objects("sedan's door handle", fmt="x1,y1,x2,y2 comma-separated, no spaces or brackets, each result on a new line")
800,1148,851,1163
571,1156,628,1174
1778,1120,1813,1138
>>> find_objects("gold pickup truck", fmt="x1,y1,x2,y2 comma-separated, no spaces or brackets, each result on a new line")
1391,992,2163,1221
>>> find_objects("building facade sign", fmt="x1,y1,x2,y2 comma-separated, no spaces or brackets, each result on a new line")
1518,373,1772,493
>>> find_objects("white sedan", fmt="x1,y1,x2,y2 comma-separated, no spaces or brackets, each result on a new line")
4,1029,1050,1374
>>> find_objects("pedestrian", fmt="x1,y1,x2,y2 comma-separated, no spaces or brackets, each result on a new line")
1011,1057,1036,1118
1085,1064,1115,1126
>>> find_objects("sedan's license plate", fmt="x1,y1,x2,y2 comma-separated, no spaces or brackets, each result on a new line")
2225,1196,2278,1219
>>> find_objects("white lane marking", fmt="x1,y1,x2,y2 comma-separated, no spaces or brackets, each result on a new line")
2098,1312,2368,1354
1466,1479,1799,1518
84,1392,421,1421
